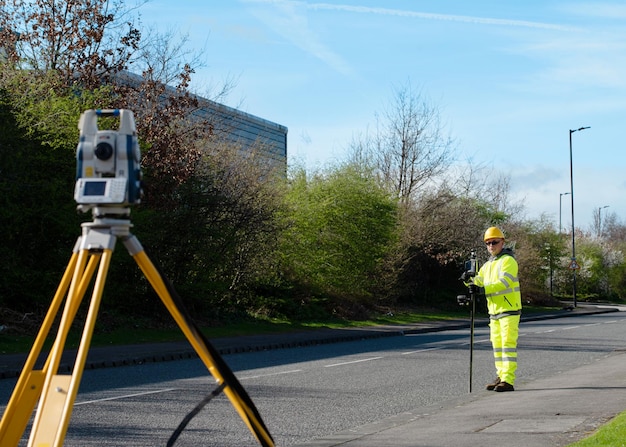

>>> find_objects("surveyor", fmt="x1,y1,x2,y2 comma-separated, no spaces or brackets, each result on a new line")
462,226,522,392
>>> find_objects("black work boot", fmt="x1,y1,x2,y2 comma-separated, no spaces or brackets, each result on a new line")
485,377,501,391
494,381,514,392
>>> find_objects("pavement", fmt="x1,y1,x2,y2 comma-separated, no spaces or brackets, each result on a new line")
1,303,625,447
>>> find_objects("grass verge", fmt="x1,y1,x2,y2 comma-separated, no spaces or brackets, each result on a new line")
0,305,560,355
567,411,626,446
0,308,473,355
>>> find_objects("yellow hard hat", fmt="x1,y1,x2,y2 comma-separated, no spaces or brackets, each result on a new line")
484,226,505,241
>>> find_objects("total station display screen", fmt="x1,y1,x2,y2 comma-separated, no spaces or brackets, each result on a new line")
83,180,107,196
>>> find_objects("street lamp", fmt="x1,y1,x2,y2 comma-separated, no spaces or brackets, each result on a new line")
569,126,590,308
598,205,610,238
544,243,553,297
559,192,570,233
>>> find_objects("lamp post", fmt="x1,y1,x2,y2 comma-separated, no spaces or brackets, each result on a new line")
559,192,570,233
544,243,553,297
598,205,610,238
569,126,590,308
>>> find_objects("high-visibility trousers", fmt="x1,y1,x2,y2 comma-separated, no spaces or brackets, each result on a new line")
489,314,520,385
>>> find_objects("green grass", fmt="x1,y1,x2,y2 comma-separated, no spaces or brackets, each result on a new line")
0,305,561,355
0,308,472,355
567,411,626,446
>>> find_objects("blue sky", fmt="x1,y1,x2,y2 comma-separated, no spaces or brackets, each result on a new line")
140,1,626,229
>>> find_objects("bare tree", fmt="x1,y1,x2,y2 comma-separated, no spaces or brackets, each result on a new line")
591,207,614,239
604,215,626,243
351,82,456,204
0,0,141,88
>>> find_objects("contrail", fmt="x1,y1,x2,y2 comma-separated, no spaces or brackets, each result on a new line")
245,0,579,32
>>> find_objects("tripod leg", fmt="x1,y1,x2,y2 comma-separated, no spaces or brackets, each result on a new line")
27,248,112,447
126,240,274,447
0,251,78,446
0,243,105,447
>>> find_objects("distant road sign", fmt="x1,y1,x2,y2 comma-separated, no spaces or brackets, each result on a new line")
569,260,581,270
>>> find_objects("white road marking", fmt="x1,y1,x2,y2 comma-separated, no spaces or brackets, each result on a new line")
325,357,383,368
239,369,303,380
76,388,177,405
401,347,441,355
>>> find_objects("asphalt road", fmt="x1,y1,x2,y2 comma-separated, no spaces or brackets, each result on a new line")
2,311,625,446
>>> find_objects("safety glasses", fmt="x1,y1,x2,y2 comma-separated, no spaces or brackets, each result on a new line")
485,240,502,246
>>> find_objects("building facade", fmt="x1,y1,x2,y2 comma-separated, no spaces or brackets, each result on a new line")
192,96,287,168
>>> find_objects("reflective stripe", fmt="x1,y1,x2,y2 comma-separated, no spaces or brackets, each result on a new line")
494,357,517,363
494,347,518,363
503,272,518,282
490,310,522,320
490,308,520,385
486,286,521,298
494,348,517,355
478,252,522,315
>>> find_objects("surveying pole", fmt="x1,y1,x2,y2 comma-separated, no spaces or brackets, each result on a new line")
458,251,479,393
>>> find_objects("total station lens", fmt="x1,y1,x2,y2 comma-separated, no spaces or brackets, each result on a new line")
95,142,114,160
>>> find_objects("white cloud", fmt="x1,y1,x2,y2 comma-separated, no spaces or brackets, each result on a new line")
509,165,562,191
518,32,626,90
508,164,626,230
560,2,626,19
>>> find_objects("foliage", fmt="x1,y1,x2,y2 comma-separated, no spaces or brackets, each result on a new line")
568,232,626,301
0,0,281,323
567,409,626,447
0,86,82,310
509,217,566,302
0,68,119,312
1,0,626,332
0,0,215,209
131,145,286,316
0,70,113,145
378,177,520,309
278,163,398,306
116,67,207,209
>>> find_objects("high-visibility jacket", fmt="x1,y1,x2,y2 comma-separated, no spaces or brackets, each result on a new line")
472,248,522,316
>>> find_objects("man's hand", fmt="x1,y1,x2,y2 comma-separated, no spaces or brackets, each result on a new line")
459,271,476,282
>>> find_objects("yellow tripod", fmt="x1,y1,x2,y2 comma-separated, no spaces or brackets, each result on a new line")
0,215,274,447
